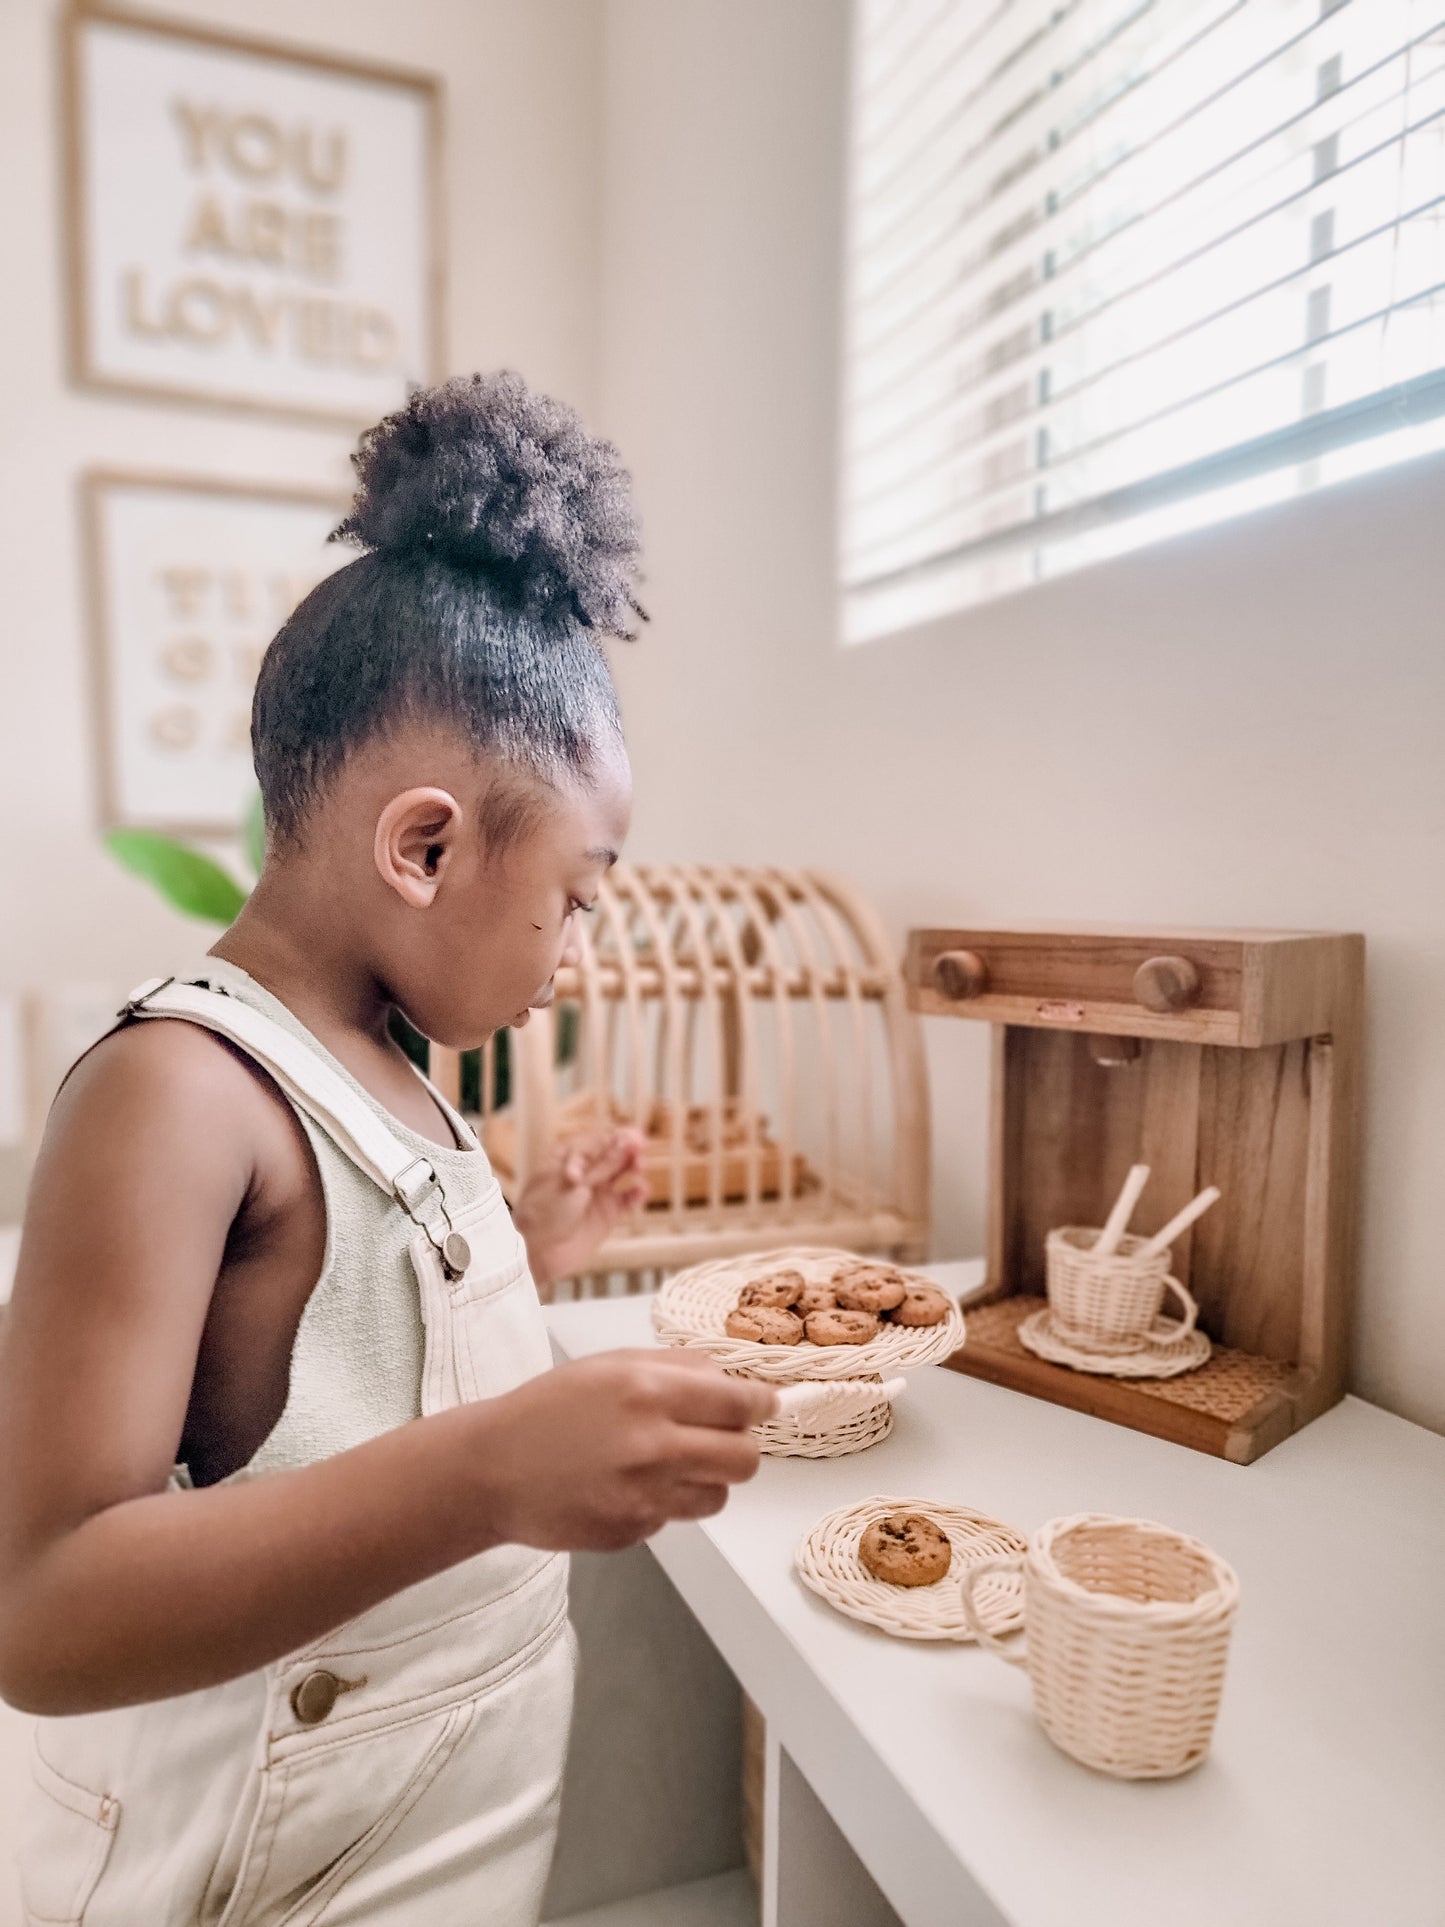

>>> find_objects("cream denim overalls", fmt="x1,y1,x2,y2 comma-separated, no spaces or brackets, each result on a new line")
18,967,574,1927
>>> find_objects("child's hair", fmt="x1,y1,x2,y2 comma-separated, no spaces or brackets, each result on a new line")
251,371,645,847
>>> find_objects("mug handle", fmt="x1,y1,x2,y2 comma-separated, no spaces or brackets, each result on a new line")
1152,1275,1199,1345
958,1553,1028,1666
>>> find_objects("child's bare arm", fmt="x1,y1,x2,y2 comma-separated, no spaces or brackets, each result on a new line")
0,1030,771,1714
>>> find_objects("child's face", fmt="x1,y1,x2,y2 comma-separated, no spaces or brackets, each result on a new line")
387,745,633,1050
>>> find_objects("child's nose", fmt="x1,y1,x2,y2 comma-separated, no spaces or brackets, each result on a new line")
561,935,582,969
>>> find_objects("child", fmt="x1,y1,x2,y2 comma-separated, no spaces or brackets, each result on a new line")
0,373,775,1924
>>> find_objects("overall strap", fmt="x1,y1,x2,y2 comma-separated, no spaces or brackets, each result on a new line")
119,976,466,1265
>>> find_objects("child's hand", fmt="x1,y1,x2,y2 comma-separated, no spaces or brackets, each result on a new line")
514,1127,648,1287
477,1349,777,1550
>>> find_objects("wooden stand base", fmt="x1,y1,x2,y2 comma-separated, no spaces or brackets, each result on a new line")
949,1297,1325,1464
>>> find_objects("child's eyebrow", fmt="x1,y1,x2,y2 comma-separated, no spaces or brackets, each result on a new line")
586,846,620,867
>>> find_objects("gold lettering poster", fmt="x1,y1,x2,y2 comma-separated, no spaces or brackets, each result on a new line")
66,10,441,424
83,472,350,832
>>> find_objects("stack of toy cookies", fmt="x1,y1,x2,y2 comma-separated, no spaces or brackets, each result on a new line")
723,1257,952,1349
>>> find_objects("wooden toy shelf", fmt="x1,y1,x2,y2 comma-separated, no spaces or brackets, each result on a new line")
905,925,1364,1463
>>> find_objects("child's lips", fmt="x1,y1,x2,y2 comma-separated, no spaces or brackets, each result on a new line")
511,981,557,1028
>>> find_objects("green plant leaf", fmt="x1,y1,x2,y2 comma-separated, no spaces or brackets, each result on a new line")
242,791,266,878
106,829,249,925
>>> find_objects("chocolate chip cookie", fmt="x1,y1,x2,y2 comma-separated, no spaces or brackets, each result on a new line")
737,1269,805,1310
795,1281,839,1317
803,1307,880,1346
858,1512,953,1588
833,1266,908,1314
724,1305,804,1344
887,1284,954,1328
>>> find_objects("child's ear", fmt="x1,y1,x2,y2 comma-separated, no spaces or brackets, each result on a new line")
374,788,463,909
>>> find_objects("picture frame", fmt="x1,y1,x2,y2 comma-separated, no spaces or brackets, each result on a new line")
81,468,352,835
64,3,445,427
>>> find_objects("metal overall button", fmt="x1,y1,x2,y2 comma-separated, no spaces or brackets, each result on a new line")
290,1669,366,1726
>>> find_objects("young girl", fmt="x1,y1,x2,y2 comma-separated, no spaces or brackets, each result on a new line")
0,373,774,1924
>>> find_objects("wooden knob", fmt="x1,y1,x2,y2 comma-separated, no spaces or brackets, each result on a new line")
1133,955,1201,1014
933,949,988,1001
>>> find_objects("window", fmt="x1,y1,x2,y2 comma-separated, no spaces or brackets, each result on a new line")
840,0,1445,639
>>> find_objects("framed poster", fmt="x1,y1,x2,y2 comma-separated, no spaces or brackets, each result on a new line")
65,6,443,426
82,470,351,833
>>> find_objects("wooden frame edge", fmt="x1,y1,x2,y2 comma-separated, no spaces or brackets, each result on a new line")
62,0,447,426
79,465,353,838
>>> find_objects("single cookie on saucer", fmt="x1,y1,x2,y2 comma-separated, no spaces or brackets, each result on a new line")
804,1307,880,1346
834,1268,908,1314
887,1284,953,1328
725,1305,804,1345
858,1512,953,1588
738,1269,805,1310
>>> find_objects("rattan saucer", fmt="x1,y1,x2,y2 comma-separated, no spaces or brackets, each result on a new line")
1018,1307,1212,1378
796,1496,1027,1641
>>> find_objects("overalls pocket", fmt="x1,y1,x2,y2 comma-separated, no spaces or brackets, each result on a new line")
209,1695,475,1927
20,1736,119,1925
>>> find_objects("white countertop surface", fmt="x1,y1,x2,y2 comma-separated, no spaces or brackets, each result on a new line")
546,1263,1445,1927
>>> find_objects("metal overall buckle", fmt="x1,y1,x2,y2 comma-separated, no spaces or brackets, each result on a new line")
117,976,177,1020
392,1158,471,1279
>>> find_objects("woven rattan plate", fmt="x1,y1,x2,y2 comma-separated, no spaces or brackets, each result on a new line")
1018,1307,1212,1379
652,1247,965,1381
796,1496,1027,1641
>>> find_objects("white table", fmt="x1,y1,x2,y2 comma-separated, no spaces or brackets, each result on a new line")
546,1263,1445,1927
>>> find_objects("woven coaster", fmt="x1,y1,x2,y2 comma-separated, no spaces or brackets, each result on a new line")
1018,1307,1212,1379
796,1496,1026,1641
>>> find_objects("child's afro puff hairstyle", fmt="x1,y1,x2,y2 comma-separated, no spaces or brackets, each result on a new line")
251,372,644,847
335,371,645,636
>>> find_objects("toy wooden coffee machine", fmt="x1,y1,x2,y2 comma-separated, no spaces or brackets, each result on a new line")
905,925,1364,1463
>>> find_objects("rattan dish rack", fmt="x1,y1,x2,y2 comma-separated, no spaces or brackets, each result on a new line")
434,866,931,1294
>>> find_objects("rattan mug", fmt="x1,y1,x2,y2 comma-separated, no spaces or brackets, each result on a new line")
958,1513,1239,1779
1045,1225,1198,1352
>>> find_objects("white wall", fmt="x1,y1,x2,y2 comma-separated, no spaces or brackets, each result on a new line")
3,0,1440,1434
0,0,601,1000
594,0,1445,1433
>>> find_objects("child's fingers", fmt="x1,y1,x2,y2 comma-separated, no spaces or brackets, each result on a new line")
666,1482,730,1522
654,1363,778,1432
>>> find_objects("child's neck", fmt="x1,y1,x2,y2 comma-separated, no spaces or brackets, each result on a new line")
211,866,394,1056
210,872,462,1149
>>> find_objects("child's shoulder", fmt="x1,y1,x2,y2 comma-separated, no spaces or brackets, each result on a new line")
47,1015,293,1178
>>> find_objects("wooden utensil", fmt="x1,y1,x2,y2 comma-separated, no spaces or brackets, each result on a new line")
1092,1164,1151,1261
1134,1186,1221,1262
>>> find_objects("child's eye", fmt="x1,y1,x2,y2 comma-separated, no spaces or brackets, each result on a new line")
568,898,597,916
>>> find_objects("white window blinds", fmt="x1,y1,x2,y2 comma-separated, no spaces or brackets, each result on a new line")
840,0,1445,640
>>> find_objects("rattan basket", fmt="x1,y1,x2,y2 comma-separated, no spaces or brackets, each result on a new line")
1045,1227,1198,1353
652,1247,964,1456
959,1512,1239,1779
796,1496,1026,1640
